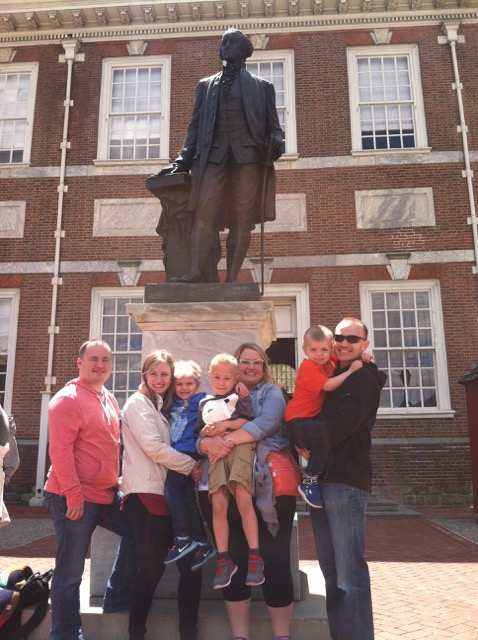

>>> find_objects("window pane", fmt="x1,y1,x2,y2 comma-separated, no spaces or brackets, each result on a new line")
102,294,144,409
0,71,32,164
108,65,163,160
357,54,416,151
370,287,438,411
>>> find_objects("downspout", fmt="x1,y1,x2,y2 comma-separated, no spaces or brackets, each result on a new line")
31,40,84,505
441,23,478,274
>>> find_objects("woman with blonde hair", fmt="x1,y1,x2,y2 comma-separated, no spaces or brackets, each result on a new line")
116,349,202,640
199,342,295,640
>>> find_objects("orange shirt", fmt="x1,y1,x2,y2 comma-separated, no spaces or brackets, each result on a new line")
284,357,337,421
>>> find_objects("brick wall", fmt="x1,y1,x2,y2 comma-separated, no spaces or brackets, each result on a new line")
2,24,477,504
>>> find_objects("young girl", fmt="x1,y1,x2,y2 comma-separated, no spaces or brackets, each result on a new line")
163,360,216,570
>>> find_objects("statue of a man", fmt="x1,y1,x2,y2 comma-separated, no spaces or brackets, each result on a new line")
167,28,283,283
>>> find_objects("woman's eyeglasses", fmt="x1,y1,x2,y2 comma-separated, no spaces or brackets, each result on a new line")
334,334,365,344
239,359,264,367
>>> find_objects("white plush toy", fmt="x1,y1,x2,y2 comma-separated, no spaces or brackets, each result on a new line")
201,393,239,423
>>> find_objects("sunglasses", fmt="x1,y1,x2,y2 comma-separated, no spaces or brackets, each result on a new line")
239,359,264,367
334,334,365,344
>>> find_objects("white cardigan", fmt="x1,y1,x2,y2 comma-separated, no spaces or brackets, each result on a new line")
121,391,196,497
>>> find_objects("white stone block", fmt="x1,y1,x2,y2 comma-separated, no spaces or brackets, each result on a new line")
0,201,26,238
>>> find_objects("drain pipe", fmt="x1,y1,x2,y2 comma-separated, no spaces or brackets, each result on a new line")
31,40,83,506
441,22,478,274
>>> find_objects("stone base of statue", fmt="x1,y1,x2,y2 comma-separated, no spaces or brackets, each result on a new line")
86,288,329,639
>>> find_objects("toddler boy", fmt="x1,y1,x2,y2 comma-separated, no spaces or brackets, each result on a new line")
285,326,363,508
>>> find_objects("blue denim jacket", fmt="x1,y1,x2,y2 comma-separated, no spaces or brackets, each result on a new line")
241,382,288,451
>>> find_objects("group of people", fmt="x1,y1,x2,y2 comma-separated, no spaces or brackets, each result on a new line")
43,314,386,640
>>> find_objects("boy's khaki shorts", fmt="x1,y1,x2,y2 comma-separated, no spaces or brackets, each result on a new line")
208,442,255,498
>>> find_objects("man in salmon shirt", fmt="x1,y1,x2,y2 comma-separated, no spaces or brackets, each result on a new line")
43,340,131,640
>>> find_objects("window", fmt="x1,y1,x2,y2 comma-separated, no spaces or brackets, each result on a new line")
91,289,144,408
0,291,20,412
246,50,297,156
0,63,38,165
347,45,428,154
360,281,452,416
97,57,171,163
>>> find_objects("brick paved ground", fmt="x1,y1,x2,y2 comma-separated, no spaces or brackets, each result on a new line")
1,504,477,639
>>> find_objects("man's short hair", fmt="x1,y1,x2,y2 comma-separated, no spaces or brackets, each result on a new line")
338,317,369,339
78,340,112,358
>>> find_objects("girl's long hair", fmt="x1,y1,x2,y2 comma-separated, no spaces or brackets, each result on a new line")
141,350,175,417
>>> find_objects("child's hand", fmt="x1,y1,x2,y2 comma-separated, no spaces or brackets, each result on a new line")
201,422,228,437
191,459,203,483
360,352,374,364
235,381,249,399
296,446,310,461
350,360,363,372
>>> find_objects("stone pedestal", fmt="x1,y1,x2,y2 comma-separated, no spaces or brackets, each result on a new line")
91,288,302,602
127,298,275,392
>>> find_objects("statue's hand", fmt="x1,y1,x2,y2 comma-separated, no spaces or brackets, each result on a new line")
155,160,188,176
170,160,188,174
266,131,284,161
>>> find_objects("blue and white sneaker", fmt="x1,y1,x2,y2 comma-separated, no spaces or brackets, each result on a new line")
298,477,324,509
191,542,217,572
164,537,198,564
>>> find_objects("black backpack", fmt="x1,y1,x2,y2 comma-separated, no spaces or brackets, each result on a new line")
0,567,53,640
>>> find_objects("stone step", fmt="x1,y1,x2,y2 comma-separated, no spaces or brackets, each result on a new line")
29,572,331,640
90,518,303,601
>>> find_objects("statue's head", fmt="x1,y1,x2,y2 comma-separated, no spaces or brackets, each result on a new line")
219,29,254,63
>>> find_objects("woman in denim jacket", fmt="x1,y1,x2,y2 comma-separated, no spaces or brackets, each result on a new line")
198,343,295,640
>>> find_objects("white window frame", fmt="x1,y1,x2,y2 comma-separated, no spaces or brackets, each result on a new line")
0,63,38,166
347,45,429,156
96,56,171,166
0,290,20,413
360,280,453,418
90,288,144,407
246,50,297,158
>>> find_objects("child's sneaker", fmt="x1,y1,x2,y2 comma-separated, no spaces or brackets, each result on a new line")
245,555,265,586
164,537,198,564
298,477,324,509
191,542,217,572
213,558,238,589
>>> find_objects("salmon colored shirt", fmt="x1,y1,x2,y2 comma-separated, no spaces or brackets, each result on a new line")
44,378,120,508
284,357,337,422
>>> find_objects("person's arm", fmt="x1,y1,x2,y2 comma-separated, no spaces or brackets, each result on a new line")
215,384,286,446
322,359,363,392
48,395,86,517
0,405,9,446
3,428,19,485
200,417,247,437
264,81,283,160
123,397,196,475
295,365,385,451
175,80,205,171
235,381,249,399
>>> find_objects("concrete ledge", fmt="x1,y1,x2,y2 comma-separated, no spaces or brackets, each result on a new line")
90,518,302,601
30,574,331,640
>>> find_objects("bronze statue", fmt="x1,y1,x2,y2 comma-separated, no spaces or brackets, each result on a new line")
160,28,283,283
147,172,221,282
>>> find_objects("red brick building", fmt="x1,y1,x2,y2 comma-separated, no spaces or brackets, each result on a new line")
0,0,476,508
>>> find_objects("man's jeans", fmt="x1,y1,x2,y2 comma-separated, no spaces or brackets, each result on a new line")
44,490,132,640
309,482,374,640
